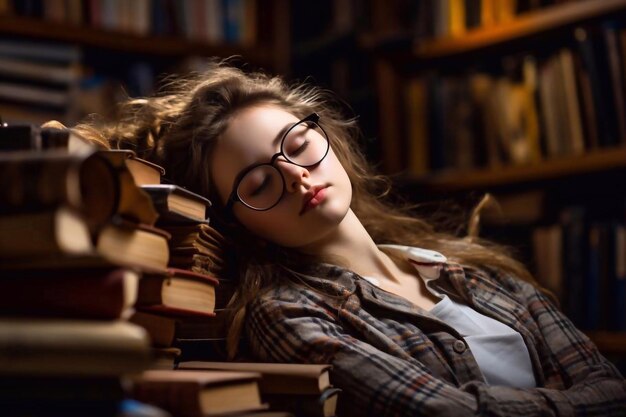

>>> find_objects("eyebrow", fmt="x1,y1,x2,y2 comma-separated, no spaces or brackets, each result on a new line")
271,122,293,147
230,120,295,187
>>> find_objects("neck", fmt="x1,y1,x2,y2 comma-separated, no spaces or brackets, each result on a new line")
297,209,403,283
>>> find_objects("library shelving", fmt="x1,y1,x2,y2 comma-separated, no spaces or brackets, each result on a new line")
0,0,290,125
369,0,626,367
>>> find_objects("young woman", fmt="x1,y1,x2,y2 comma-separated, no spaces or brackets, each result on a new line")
77,63,625,416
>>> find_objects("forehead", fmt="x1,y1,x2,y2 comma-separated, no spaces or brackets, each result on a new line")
211,105,300,194
220,105,299,159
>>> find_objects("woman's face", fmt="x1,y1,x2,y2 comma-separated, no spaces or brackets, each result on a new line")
211,105,352,248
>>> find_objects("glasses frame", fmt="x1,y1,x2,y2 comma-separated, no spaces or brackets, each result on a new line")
224,112,330,213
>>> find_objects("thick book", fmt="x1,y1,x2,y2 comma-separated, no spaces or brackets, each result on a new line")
1,215,163,270
142,184,211,223
136,268,218,316
0,267,139,320
96,220,171,272
178,362,332,395
131,369,265,417
0,207,93,259
0,150,118,231
97,149,160,226
0,319,151,376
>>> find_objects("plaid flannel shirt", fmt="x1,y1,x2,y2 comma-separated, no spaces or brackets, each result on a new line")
245,249,626,417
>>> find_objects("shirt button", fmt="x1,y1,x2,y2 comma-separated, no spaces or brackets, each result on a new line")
453,340,467,354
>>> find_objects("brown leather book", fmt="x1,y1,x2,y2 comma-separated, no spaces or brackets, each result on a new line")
131,369,265,417
142,184,211,223
178,362,332,395
0,267,139,319
0,151,118,232
0,319,151,376
96,220,170,271
136,268,219,316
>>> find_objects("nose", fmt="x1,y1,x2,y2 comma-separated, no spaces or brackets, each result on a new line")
276,159,310,192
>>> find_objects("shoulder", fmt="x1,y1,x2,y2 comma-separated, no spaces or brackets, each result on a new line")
248,279,341,324
452,261,540,304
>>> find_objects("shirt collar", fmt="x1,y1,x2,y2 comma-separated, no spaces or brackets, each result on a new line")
377,244,448,298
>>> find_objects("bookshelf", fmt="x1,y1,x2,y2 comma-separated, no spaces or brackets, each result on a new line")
369,0,626,365
414,0,626,60
410,145,626,192
0,16,274,66
0,0,290,126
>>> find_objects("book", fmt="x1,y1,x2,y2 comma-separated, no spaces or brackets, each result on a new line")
0,56,80,84
97,220,171,271
97,149,160,225
532,224,564,304
165,223,225,275
178,362,332,395
130,311,178,347
0,267,139,320
127,157,165,186
0,123,94,154
0,319,151,376
143,184,211,223
0,150,118,231
263,387,341,417
131,369,265,417
130,308,232,348
150,347,182,370
136,268,218,316
0,207,93,259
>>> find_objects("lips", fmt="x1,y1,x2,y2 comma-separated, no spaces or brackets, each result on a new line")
300,185,327,215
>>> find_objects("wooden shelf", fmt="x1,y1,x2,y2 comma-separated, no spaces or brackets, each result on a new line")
0,16,274,65
410,146,626,191
414,0,626,60
587,331,626,355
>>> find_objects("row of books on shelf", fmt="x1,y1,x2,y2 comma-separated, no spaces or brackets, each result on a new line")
404,21,626,176
0,123,339,417
532,206,626,332
0,39,210,126
0,0,258,44
411,0,587,41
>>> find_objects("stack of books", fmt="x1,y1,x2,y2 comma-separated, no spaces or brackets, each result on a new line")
123,154,238,365
0,125,158,416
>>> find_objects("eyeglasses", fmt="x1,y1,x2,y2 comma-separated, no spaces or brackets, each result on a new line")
225,113,330,212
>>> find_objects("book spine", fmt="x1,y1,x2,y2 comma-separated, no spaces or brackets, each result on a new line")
0,153,119,232
0,269,133,319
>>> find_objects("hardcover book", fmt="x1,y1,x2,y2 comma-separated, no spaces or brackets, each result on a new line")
142,184,211,223
0,267,139,320
131,369,265,417
136,268,219,316
0,319,151,376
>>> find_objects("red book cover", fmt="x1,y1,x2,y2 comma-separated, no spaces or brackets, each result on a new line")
0,268,138,319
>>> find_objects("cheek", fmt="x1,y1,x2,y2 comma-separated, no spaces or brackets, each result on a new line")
234,208,290,243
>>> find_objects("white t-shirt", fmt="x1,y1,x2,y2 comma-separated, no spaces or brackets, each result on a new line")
430,294,537,388
370,244,537,388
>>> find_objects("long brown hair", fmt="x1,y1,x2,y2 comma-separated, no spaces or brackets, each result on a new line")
75,61,538,358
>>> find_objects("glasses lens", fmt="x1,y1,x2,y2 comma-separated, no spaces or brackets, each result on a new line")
282,120,329,167
237,165,283,210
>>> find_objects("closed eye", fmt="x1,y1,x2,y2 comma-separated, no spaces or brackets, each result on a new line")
250,174,272,196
